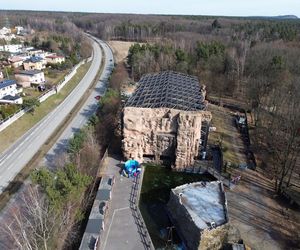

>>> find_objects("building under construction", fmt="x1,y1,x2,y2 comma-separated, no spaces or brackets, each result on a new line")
122,71,212,170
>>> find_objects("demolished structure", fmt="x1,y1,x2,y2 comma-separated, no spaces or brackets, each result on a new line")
167,181,229,250
122,71,211,170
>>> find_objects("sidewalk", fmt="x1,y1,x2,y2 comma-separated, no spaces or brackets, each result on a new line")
100,155,145,250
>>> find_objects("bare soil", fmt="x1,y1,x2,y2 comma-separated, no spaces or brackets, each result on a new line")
108,40,142,63
210,104,300,249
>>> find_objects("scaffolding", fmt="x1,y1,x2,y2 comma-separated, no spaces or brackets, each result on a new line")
126,71,206,111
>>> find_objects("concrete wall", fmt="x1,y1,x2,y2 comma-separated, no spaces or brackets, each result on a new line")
167,189,201,250
122,107,211,169
0,59,87,132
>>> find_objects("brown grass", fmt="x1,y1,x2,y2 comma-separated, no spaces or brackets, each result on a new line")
208,104,247,165
0,62,91,153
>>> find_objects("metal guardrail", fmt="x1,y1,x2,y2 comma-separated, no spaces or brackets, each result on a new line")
129,171,155,250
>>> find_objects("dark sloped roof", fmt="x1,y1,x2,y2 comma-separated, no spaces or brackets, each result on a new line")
16,70,42,76
125,71,206,111
24,56,43,63
0,79,17,89
2,95,21,101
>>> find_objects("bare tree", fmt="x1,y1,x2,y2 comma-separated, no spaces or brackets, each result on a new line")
262,79,300,194
0,186,64,250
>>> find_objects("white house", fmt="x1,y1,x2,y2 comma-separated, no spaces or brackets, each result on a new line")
0,27,11,36
46,54,65,64
15,70,45,88
15,26,24,35
0,72,3,79
27,49,47,58
0,44,23,53
0,79,23,104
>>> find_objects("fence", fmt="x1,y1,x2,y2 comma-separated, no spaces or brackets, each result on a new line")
0,59,88,132
129,168,155,250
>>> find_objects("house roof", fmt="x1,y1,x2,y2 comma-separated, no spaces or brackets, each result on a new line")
46,55,64,59
24,56,43,63
0,79,17,89
16,70,42,76
125,71,206,111
8,56,24,63
2,95,21,101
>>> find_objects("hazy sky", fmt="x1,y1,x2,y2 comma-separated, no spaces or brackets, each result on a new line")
2,0,300,17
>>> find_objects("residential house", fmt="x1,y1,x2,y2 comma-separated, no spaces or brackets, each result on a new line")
0,44,23,53
0,27,11,36
0,71,3,79
15,26,24,35
45,54,65,64
27,49,48,58
15,70,45,88
0,79,23,104
8,56,25,68
23,56,46,70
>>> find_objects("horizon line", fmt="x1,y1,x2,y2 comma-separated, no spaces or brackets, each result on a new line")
0,8,298,19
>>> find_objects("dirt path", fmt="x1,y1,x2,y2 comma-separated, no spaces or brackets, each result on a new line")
208,104,300,249
227,166,300,249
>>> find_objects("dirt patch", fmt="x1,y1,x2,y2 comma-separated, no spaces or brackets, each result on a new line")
108,40,143,63
227,168,300,250
208,104,247,165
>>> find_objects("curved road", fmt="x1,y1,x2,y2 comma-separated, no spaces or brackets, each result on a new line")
0,36,114,194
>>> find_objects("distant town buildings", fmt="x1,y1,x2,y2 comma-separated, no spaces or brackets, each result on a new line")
0,44,23,53
0,25,67,106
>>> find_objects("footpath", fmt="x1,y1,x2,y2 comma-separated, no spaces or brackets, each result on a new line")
99,155,146,250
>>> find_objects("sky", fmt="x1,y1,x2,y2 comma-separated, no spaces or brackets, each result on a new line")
1,0,300,17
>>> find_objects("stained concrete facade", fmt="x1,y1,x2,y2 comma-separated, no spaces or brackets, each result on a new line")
123,107,211,169
122,71,212,170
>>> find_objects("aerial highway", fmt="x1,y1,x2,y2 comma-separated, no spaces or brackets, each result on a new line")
0,36,114,194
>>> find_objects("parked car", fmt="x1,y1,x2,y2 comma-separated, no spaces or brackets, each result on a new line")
95,95,101,100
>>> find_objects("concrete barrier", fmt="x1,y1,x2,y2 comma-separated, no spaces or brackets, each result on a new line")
38,89,56,103
0,60,86,133
0,109,26,132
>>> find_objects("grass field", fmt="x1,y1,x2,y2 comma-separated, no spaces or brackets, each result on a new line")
0,62,91,154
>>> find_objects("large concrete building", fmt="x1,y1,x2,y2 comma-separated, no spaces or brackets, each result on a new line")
122,71,212,170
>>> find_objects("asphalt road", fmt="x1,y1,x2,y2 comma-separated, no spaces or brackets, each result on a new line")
42,38,114,167
0,36,114,194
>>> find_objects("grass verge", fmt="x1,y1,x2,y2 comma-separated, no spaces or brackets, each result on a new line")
0,47,104,211
0,62,91,154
